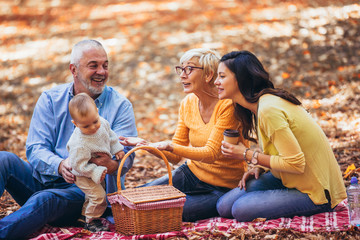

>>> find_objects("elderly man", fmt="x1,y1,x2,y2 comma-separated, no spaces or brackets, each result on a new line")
0,39,137,239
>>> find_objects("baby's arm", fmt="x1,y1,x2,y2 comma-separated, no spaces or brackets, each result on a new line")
69,146,107,184
107,124,124,158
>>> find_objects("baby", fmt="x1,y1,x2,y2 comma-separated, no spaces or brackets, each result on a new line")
67,93,124,232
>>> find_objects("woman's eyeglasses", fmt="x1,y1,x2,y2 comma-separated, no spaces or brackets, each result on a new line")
175,66,203,76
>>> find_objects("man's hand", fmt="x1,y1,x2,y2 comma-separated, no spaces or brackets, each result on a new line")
100,169,107,182
59,158,76,183
90,152,119,174
115,151,125,161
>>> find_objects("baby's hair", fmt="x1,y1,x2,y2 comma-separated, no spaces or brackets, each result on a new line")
69,93,97,120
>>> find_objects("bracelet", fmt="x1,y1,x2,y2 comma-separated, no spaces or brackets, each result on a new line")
243,148,250,163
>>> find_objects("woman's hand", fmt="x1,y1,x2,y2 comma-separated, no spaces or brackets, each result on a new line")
238,167,265,190
119,136,148,146
149,141,174,152
221,141,247,160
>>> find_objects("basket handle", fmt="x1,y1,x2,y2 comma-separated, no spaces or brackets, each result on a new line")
116,145,173,191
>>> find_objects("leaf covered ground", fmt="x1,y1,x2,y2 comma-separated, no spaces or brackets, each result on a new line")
0,0,360,239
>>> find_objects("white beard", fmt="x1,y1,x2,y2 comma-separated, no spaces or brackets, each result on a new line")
78,74,106,95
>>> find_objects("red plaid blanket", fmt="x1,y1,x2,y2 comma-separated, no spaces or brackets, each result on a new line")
30,200,350,240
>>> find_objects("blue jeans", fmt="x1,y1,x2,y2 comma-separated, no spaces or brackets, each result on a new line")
216,172,333,222
0,151,85,239
143,163,230,222
0,151,125,239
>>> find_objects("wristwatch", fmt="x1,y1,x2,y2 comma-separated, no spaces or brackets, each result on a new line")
243,148,251,164
251,150,259,165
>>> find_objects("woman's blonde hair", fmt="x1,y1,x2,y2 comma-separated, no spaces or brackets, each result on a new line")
180,48,220,85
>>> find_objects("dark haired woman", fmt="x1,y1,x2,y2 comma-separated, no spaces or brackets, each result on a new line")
214,50,346,222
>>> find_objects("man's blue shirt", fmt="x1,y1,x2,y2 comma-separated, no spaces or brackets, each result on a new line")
26,83,137,189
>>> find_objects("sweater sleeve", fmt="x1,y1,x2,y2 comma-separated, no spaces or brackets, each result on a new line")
269,127,305,174
69,146,107,184
172,98,239,164
109,128,124,155
259,105,305,174
101,117,124,155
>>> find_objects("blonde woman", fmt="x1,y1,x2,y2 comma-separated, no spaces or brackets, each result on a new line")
120,48,247,221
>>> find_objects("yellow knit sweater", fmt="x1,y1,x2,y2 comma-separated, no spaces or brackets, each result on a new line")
163,94,247,189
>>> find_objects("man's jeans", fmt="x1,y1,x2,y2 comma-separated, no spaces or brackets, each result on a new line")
143,163,230,222
216,171,333,222
0,151,86,239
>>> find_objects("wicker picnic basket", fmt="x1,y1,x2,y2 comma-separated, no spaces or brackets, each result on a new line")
107,145,186,235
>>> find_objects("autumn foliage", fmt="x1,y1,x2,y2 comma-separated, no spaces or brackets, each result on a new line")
0,0,360,238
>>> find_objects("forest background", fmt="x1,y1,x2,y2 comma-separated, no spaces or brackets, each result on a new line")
0,0,359,239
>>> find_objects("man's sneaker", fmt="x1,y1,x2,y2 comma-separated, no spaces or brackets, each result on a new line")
74,215,86,228
85,219,109,232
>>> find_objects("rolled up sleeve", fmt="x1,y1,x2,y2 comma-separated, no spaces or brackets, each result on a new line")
269,127,305,174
